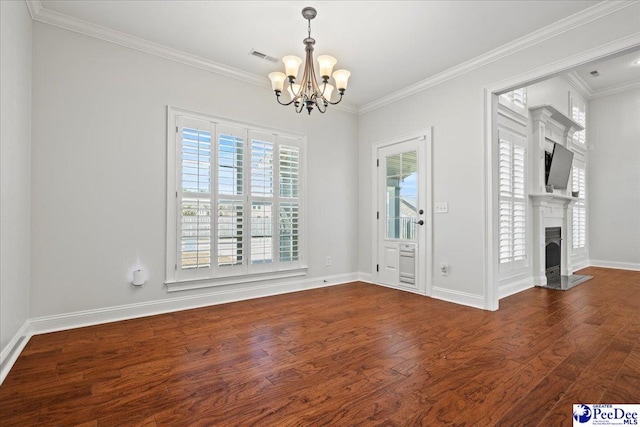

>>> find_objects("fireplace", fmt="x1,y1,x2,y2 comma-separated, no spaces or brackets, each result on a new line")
545,227,561,285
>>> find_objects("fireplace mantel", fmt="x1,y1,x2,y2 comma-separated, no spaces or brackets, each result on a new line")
528,105,580,287
529,193,576,206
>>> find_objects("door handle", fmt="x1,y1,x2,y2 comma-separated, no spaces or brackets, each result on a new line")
415,220,424,226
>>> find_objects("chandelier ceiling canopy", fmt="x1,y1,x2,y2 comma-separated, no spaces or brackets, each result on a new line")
268,7,351,115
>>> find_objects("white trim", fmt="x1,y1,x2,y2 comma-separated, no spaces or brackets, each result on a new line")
166,268,308,292
0,320,31,385
484,33,640,313
572,258,591,272
499,277,534,299
488,33,640,99
431,287,485,310
28,273,358,337
373,281,427,296
589,260,640,271
359,1,635,114
25,0,41,19
370,128,433,297
357,272,374,284
484,92,499,311
591,80,640,99
24,1,358,115
563,72,593,99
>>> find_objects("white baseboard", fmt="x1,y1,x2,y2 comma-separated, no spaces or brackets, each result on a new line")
499,277,534,299
1,320,32,385
572,258,590,271
589,260,640,271
29,273,358,336
431,286,485,310
357,272,374,283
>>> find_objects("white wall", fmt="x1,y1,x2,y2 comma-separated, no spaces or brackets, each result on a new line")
358,5,640,307
0,1,32,355
527,77,575,117
588,88,640,269
31,23,359,318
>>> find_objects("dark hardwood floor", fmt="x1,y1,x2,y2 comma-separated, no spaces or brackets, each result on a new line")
1,266,638,426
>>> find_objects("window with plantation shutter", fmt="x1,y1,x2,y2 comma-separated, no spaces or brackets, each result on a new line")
167,108,306,287
498,128,527,272
570,94,586,147
279,142,300,264
572,164,587,252
499,88,527,113
179,120,213,273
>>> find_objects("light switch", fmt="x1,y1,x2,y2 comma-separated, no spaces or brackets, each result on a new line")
435,202,449,214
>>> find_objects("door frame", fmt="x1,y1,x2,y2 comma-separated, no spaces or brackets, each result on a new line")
371,128,433,296
483,36,640,311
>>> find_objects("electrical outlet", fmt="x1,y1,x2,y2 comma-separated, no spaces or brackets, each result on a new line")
440,263,449,276
326,256,332,266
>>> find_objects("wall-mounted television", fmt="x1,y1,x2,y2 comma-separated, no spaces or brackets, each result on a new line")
545,143,574,189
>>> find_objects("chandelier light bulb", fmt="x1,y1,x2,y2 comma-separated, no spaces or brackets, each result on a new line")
322,83,335,102
282,55,303,79
317,55,337,80
268,72,287,92
332,69,351,91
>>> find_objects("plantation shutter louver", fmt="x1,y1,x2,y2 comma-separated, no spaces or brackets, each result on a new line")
279,142,301,263
216,125,246,273
249,131,276,272
179,119,213,272
571,96,586,146
572,165,587,251
498,129,527,270
499,88,527,112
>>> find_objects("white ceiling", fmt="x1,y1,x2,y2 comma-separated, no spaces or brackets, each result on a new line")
573,49,640,93
39,0,604,106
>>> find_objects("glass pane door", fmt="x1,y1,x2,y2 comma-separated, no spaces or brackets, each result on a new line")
386,151,418,240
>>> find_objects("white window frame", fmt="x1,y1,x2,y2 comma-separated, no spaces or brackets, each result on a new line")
571,157,587,254
569,92,587,153
498,127,528,274
166,107,307,291
499,87,527,115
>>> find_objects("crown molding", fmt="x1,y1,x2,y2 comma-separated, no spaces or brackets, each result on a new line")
591,80,640,98
25,0,41,19
359,0,635,115
24,0,358,115
563,72,593,99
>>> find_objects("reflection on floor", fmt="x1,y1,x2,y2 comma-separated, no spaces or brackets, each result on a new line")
539,274,593,290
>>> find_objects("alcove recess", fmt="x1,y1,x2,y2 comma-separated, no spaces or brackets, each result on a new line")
528,105,584,287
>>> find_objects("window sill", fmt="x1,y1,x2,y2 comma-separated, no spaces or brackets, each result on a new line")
165,268,308,293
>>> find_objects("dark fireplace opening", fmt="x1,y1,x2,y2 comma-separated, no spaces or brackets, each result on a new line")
545,227,561,285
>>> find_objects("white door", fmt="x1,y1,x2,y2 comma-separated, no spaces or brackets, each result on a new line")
376,134,430,295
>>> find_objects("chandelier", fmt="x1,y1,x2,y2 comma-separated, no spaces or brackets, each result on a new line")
268,7,351,115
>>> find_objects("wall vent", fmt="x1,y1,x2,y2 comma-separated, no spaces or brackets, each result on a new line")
249,49,278,63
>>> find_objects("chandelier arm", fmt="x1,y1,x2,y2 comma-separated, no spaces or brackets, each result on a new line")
325,92,344,105
316,97,327,113
295,100,306,114
275,92,297,106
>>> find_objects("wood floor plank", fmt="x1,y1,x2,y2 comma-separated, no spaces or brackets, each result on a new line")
1,267,639,426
